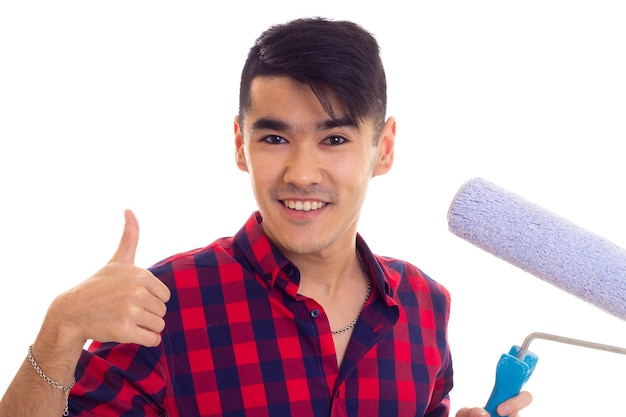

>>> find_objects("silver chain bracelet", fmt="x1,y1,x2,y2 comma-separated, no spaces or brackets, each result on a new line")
28,345,76,416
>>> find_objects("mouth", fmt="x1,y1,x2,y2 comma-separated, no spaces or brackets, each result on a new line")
282,200,327,212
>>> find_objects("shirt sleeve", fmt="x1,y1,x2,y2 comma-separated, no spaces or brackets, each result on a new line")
424,279,454,417
69,341,168,417
424,349,453,417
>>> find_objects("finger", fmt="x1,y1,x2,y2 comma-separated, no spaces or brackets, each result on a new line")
454,407,489,417
109,209,139,264
136,311,166,336
126,325,164,347
143,290,169,318
145,272,172,303
497,390,533,416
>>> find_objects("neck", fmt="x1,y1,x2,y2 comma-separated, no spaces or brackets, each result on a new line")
293,245,362,299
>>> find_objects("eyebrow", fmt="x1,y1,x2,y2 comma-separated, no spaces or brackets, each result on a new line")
318,117,358,131
251,116,358,133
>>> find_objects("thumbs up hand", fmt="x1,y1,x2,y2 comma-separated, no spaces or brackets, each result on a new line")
48,210,171,348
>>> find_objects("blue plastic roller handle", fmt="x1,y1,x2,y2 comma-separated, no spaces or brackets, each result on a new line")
484,346,538,416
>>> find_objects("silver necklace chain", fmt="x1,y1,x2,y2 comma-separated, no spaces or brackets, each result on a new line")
331,251,372,335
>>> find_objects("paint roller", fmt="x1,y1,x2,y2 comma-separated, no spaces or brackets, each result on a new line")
447,177,626,416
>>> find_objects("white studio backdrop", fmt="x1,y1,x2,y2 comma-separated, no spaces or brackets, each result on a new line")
1,1,625,415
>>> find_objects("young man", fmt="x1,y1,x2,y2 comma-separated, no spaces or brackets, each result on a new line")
0,18,531,417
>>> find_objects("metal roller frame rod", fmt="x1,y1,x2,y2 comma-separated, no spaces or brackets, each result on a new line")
518,332,626,360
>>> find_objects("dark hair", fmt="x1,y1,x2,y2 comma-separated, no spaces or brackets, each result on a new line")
238,17,387,135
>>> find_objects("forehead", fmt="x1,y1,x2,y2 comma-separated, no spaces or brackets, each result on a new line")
248,76,339,116
244,76,371,133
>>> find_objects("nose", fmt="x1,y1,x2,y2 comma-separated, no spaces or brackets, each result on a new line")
282,144,323,188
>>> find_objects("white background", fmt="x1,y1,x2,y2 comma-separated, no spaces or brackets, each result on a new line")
1,1,626,415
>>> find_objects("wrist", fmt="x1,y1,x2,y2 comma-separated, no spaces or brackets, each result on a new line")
41,292,89,349
27,344,76,417
30,296,88,383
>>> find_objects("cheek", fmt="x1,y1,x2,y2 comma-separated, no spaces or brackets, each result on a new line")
247,157,281,188
332,153,376,182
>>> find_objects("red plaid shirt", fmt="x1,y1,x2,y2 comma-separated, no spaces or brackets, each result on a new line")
71,212,452,416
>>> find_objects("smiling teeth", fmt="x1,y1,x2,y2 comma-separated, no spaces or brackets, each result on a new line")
283,200,326,211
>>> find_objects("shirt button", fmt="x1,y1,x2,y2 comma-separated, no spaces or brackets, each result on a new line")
310,309,320,318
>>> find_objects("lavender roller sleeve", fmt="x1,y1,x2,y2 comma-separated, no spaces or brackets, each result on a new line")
447,177,626,320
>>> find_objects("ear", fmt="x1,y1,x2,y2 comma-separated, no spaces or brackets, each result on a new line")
234,115,248,172
373,116,396,177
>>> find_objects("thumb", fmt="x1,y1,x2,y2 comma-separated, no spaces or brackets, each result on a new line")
109,209,139,264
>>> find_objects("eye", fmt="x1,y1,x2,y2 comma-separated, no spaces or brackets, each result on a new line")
322,135,347,146
261,135,288,144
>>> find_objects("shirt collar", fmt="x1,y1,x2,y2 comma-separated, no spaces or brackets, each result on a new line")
234,211,397,307
355,234,399,308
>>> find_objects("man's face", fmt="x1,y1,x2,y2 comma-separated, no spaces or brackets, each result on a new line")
234,76,395,259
